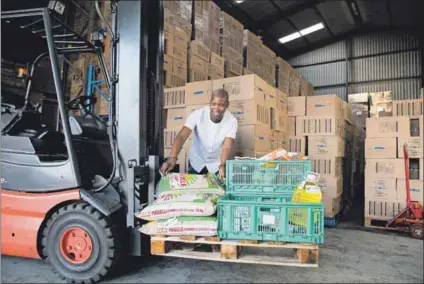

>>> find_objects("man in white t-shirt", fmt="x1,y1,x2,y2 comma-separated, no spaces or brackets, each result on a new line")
160,89,237,179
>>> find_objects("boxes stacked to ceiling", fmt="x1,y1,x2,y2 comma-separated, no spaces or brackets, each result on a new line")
275,57,291,95
364,93,423,223
163,1,192,88
220,12,244,78
190,1,225,82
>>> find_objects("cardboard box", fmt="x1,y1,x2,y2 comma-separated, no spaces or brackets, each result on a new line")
397,179,423,203
164,86,185,109
232,149,271,159
288,117,296,136
398,137,423,158
365,137,397,159
296,116,344,137
306,94,343,117
189,40,210,62
188,69,208,83
370,101,393,117
310,158,343,177
348,93,369,104
188,55,206,71
186,104,208,117
370,91,392,103
276,89,288,111
365,178,397,201
225,60,243,77
210,52,225,70
365,198,405,219
366,116,410,138
212,74,276,102
164,38,174,57
288,136,306,155
393,99,423,118
308,136,345,157
164,70,185,88
209,65,224,80
174,35,189,51
164,128,179,148
319,176,343,198
173,46,188,62
228,99,270,126
234,125,271,152
164,54,173,71
165,107,186,128
173,58,187,80
365,159,405,179
185,80,213,105
275,108,288,132
164,22,175,34
322,193,342,217
288,97,306,116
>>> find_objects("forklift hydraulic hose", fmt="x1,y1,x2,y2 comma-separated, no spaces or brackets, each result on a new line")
95,0,115,39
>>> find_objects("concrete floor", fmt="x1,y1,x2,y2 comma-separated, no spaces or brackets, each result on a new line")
1,226,423,283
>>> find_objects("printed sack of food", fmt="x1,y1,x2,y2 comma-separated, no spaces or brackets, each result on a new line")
135,194,220,221
139,216,217,236
155,173,225,198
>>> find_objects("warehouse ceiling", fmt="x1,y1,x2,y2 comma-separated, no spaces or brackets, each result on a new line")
214,0,423,59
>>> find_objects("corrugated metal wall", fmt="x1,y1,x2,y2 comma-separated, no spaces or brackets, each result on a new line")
289,31,422,101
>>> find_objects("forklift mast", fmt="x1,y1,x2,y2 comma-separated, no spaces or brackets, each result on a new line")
112,0,164,254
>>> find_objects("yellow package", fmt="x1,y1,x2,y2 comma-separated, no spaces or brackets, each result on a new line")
291,172,322,203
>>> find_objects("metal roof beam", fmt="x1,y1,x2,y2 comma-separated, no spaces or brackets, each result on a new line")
313,5,334,38
256,0,325,29
214,0,291,58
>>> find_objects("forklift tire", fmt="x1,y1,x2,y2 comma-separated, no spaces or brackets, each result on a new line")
41,202,119,283
410,224,424,239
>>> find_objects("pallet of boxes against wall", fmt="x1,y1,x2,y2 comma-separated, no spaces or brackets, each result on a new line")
147,73,327,266
354,91,423,230
287,92,362,226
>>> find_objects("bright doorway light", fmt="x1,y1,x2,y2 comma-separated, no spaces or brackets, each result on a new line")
279,22,324,44
235,0,244,3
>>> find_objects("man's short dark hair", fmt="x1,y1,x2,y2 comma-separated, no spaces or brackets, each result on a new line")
211,88,229,104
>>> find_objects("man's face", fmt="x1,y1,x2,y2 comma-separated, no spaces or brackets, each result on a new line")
210,95,228,123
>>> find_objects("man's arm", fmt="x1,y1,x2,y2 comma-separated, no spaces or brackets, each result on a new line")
219,137,234,168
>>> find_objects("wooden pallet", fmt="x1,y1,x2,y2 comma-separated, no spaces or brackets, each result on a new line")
150,235,319,267
364,217,404,231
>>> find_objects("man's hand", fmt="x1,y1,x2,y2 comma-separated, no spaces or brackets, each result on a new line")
218,165,225,180
160,158,177,175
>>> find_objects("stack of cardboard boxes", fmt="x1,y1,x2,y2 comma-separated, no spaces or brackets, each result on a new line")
220,12,244,78
191,1,225,82
164,1,192,88
287,94,358,217
275,57,291,94
364,95,423,223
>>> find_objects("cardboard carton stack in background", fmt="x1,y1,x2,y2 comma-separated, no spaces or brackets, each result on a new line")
295,94,348,218
191,0,225,81
163,1,192,88
276,57,291,95
243,30,263,79
220,12,244,78
364,113,423,222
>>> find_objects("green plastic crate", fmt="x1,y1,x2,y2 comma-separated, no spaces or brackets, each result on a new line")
217,193,324,244
226,160,312,193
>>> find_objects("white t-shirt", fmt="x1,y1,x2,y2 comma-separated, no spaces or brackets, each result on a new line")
184,106,238,173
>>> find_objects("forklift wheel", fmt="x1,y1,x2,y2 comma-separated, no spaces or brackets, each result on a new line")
410,223,424,239
41,202,118,283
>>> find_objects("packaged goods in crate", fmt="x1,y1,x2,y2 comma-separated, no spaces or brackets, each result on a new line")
217,170,324,243
140,216,218,236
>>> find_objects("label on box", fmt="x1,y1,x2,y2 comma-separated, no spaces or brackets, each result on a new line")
263,215,275,225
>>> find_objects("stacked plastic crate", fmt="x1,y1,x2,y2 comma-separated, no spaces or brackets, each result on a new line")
217,159,324,244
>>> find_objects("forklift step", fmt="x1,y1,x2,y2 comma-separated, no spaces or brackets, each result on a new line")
80,186,122,216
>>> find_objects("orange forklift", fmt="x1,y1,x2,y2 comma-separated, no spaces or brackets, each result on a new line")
1,1,164,282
